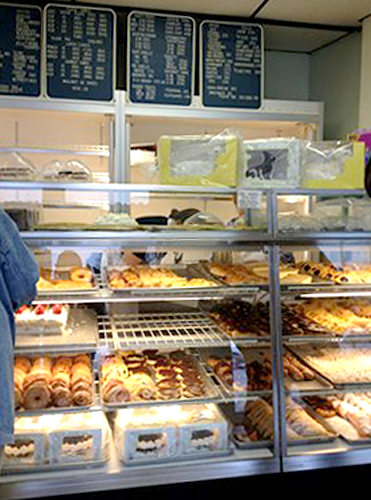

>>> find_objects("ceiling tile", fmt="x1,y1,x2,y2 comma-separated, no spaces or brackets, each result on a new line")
264,24,347,52
79,0,263,17
258,0,371,26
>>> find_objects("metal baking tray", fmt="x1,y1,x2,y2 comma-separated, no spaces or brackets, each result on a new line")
302,397,371,445
100,353,220,409
201,347,273,399
231,425,273,450
196,261,267,289
15,360,97,415
2,442,110,474
15,308,99,354
288,345,371,389
37,269,100,296
105,264,220,292
283,347,334,393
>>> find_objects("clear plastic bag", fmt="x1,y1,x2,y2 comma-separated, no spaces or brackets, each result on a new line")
0,152,35,180
304,141,353,180
40,160,92,182
158,128,241,187
240,137,302,188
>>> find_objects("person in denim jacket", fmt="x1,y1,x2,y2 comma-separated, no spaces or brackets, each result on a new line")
0,209,39,464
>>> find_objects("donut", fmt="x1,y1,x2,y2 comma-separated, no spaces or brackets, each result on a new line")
71,380,91,393
23,383,51,410
72,389,93,407
14,387,23,409
13,367,27,391
50,372,71,390
14,356,32,373
52,387,73,407
73,354,91,366
23,369,52,390
103,382,131,403
32,356,52,370
70,267,93,283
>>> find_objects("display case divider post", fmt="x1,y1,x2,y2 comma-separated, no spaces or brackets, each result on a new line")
113,90,129,213
267,190,278,237
268,243,286,467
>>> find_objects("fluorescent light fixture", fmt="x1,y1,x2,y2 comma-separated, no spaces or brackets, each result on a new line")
300,291,371,299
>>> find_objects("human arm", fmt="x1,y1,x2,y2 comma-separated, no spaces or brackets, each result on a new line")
0,209,39,309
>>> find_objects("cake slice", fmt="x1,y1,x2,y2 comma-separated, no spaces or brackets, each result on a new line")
15,304,69,336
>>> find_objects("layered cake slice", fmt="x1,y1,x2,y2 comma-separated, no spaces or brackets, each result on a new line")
15,304,69,336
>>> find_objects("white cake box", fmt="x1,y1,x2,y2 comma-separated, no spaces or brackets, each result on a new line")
177,404,229,457
114,407,178,465
48,412,109,465
3,416,48,468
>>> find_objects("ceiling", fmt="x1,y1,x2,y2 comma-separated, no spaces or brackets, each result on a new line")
78,0,371,52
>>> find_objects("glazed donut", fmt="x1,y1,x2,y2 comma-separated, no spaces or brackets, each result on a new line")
73,354,91,366
23,369,52,390
50,372,71,390
73,389,93,407
70,267,93,283
14,367,27,391
14,356,32,373
103,382,130,404
14,387,23,409
32,356,52,370
23,382,51,410
71,380,91,393
54,356,73,368
52,387,73,407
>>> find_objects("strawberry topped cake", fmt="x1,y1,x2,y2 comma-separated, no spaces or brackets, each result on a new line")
15,304,69,336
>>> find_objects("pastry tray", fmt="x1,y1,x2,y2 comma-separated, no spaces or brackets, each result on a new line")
195,262,268,289
15,308,99,354
120,447,233,467
37,271,100,295
100,354,220,409
34,222,140,231
231,425,272,450
105,264,221,292
287,345,371,389
15,376,99,416
201,347,273,399
283,347,334,393
2,453,109,474
302,398,371,445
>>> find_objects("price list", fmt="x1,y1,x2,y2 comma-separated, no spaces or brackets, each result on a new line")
45,5,115,101
0,5,41,97
128,11,194,106
201,21,263,109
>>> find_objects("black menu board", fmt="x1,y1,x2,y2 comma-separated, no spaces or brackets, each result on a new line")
128,11,195,106
0,4,41,97
45,4,115,101
201,21,263,109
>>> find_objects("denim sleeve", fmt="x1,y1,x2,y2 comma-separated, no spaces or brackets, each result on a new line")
0,305,14,446
0,209,39,309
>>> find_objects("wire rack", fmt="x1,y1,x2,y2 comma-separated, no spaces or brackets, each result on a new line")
99,311,229,350
98,315,116,350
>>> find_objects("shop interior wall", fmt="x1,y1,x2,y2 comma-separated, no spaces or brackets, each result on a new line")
265,51,310,101
309,31,362,140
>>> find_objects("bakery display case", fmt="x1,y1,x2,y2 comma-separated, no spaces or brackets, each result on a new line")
277,238,371,472
0,93,337,499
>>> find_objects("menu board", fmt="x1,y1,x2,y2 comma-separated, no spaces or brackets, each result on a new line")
201,21,263,109
0,4,41,97
128,11,195,106
45,4,115,101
